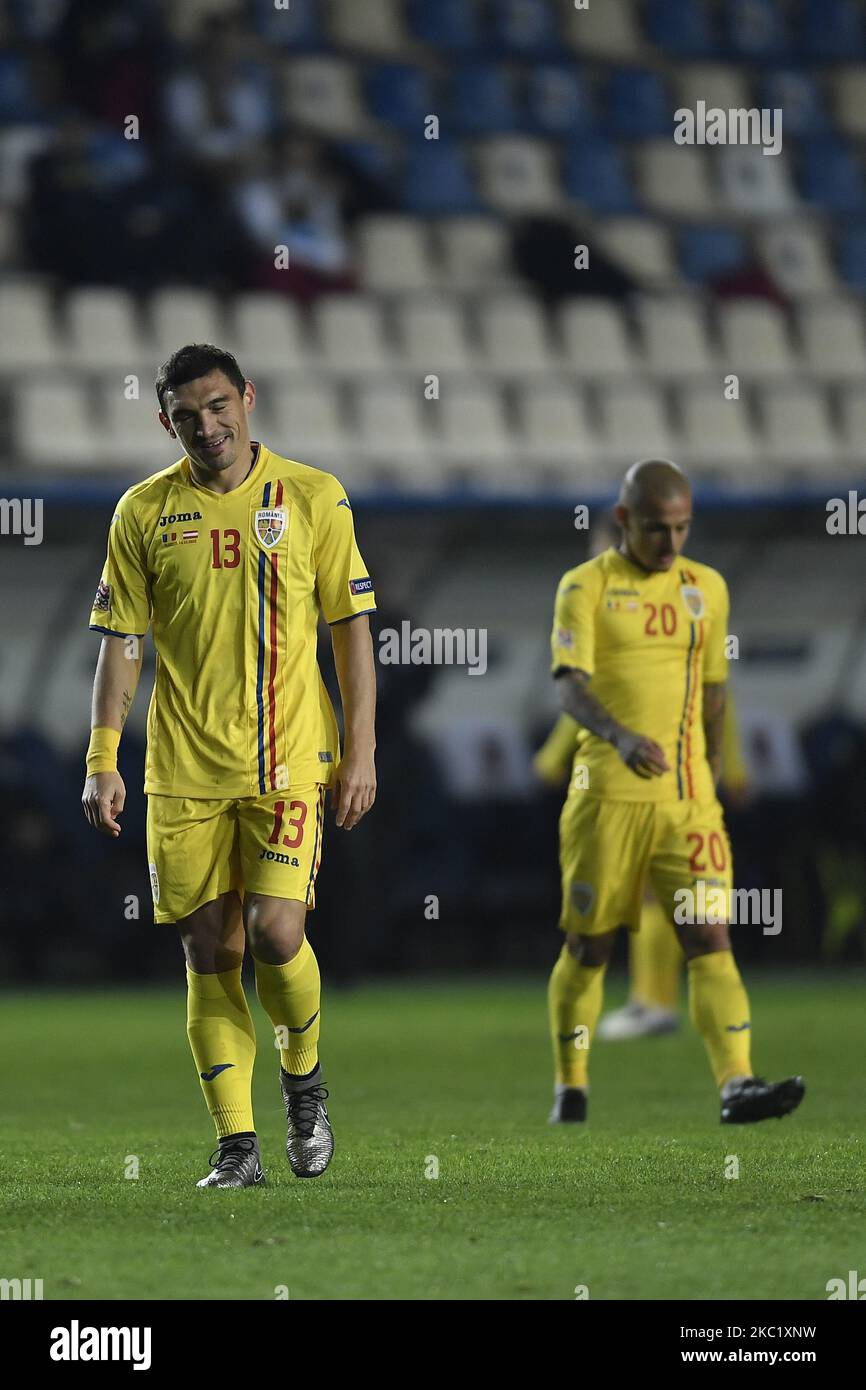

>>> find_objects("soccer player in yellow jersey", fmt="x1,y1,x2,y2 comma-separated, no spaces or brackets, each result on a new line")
547,459,804,1125
81,344,377,1187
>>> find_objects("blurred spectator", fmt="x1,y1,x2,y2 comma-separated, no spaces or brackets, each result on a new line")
57,0,162,130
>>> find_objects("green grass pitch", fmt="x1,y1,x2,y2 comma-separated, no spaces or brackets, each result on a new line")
2,974,864,1301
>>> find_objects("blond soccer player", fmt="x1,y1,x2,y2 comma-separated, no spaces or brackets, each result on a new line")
82,344,376,1186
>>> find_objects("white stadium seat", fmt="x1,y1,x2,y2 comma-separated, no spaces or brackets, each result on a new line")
17,379,100,468
676,381,759,473
280,57,369,137
595,381,677,463
396,297,474,373
560,0,646,62
230,294,314,377
514,381,601,476
593,217,679,289
435,217,515,290
65,288,144,373
328,0,409,55
717,301,796,378
149,288,223,361
357,215,438,292
476,294,558,376
636,295,717,378
434,382,519,485
267,378,350,469
96,383,182,470
474,136,563,215
836,382,866,465
314,296,393,373
832,67,866,140
0,282,60,372
717,146,797,217
674,64,751,115
353,380,437,488
757,383,840,473
797,299,866,382
558,299,636,378
636,141,719,219
756,224,837,298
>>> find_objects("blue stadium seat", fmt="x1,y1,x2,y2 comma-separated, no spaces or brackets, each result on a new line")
252,0,322,47
0,52,43,122
337,139,404,186
799,137,866,213
644,0,716,57
679,227,748,282
759,70,828,136
563,137,636,214
488,0,560,56
838,223,866,293
449,64,520,133
797,0,863,61
410,0,483,52
368,65,435,131
526,66,596,136
724,0,790,60
403,140,479,213
605,69,672,139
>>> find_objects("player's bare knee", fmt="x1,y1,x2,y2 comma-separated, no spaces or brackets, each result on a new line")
678,920,731,959
244,894,306,964
178,894,244,974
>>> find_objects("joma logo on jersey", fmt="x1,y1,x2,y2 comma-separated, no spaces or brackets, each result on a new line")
255,507,287,549
159,511,202,527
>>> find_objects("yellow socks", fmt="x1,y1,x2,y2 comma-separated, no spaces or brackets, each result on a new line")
254,937,321,1076
687,950,752,1088
548,944,606,1087
186,966,257,1138
631,898,683,1010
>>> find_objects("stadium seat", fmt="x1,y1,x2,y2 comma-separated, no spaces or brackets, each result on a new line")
434,382,516,483
563,136,636,215
353,380,436,487
526,65,597,136
476,136,563,214
281,58,368,137
396,296,474,373
514,381,601,472
594,217,678,288
409,0,483,52
560,0,646,63
605,69,673,139
760,70,828,137
162,0,238,41
0,281,60,372
676,381,759,474
558,299,636,378
797,0,863,61
636,142,717,219
449,63,520,134
489,0,561,57
832,68,866,141
267,378,350,467
595,381,677,463
838,221,866,293
755,224,837,297
357,215,438,291
645,0,716,57
96,384,184,469
435,216,515,289
758,383,840,473
315,296,393,373
251,0,322,48
477,294,558,376
837,382,866,464
367,64,435,131
403,140,479,214
230,294,313,376
674,63,751,115
679,227,748,283
64,288,145,373
149,289,223,360
799,137,866,214
717,146,796,217
17,379,100,468
797,300,866,382
723,0,790,61
328,0,409,55
717,301,796,379
636,295,717,378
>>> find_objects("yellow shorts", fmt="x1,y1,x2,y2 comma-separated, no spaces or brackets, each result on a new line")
558,792,733,936
146,784,326,924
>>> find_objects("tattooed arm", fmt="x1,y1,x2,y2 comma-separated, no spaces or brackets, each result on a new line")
703,681,727,786
556,669,669,779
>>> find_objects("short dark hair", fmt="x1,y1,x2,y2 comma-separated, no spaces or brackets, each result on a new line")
155,344,246,412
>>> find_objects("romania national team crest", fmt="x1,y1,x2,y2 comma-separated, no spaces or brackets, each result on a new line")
254,506,287,550
681,585,705,619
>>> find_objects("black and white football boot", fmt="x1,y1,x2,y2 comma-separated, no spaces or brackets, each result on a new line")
280,1065,334,1178
548,1084,588,1124
720,1075,805,1124
196,1133,265,1188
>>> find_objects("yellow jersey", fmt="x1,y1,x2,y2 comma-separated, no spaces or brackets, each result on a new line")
550,547,729,803
89,443,376,798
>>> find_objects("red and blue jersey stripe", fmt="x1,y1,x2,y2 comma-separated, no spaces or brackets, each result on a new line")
255,479,283,793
